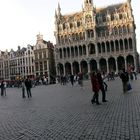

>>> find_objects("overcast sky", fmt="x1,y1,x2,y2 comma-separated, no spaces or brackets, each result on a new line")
0,0,139,52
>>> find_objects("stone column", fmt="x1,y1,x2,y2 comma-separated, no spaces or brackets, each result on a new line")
43,61,45,75
97,60,100,70
71,63,73,75
105,43,107,56
38,61,40,76
101,44,103,56
115,58,118,73
62,49,64,59
42,52,43,59
47,61,50,83
56,63,59,76
86,44,89,58
106,58,109,74
87,60,90,74
79,63,81,73
73,47,75,58
134,55,137,71
113,41,116,54
85,30,88,41
70,47,72,59
63,63,66,76
124,57,127,71
31,62,33,76
118,41,121,54
123,39,126,54
77,46,80,58
95,43,98,57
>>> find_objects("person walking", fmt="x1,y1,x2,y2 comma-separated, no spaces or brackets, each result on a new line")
21,80,26,98
97,70,108,102
70,74,74,86
90,72,101,105
25,78,32,98
1,81,4,96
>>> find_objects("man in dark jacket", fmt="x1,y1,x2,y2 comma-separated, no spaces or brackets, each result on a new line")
25,78,32,98
120,69,129,93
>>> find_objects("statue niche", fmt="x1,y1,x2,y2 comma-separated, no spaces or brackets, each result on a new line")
85,14,92,23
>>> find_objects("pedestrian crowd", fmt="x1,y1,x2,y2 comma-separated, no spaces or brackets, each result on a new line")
90,67,137,105
0,77,32,98
0,66,138,104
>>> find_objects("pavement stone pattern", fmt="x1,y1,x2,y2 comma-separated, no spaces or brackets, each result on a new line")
0,76,140,140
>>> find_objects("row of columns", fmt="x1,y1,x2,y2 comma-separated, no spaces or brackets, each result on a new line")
57,55,136,76
58,38,134,60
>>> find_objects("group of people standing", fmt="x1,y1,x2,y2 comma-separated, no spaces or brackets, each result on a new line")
90,70,108,105
21,77,32,98
1,78,32,98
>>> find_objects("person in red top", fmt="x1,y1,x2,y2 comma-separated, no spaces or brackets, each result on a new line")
90,72,101,105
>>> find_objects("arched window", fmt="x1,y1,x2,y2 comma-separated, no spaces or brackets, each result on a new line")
124,39,128,50
129,38,133,49
120,39,124,51
70,23,73,28
63,23,66,30
119,13,122,19
123,25,127,34
111,41,114,52
59,49,62,59
77,21,80,27
97,43,101,53
102,42,105,53
106,41,110,52
115,40,119,52
118,26,122,35
114,27,118,35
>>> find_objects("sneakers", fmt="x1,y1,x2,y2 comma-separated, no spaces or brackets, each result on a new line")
91,100,95,104
96,102,101,105
91,100,101,105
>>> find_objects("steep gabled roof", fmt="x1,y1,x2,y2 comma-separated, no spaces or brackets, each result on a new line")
61,11,83,22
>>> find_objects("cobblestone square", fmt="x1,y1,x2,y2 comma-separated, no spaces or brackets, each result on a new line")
0,76,140,140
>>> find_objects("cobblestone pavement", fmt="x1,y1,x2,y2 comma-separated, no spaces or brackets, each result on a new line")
0,76,140,140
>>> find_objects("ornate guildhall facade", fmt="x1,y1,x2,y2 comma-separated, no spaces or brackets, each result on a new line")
54,0,139,76
34,34,55,83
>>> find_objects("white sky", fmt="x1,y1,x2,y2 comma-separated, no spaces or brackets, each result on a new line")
0,0,139,52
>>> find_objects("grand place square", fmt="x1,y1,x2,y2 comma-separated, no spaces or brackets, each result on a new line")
0,0,140,140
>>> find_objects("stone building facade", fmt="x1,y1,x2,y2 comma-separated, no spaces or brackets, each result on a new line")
34,34,55,83
0,34,55,82
54,0,139,76
0,50,10,80
9,45,35,80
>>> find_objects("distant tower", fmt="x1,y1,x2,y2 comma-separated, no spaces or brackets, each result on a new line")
36,33,43,44
84,0,93,6
83,0,94,11
83,0,96,24
57,2,61,19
